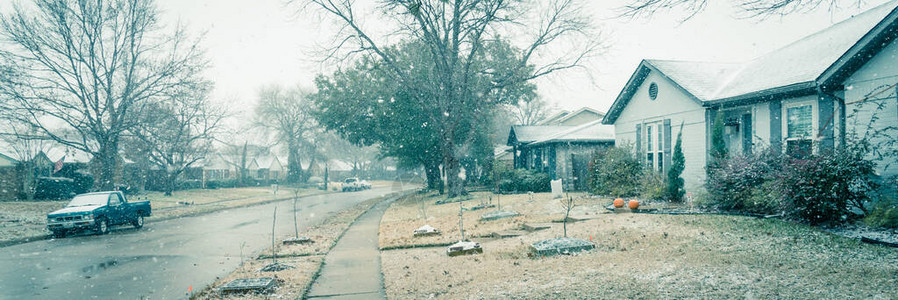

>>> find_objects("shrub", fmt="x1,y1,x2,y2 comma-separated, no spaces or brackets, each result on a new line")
587,146,643,197
665,123,686,202
864,178,898,228
640,170,666,201
704,148,784,214
496,169,550,193
34,177,75,200
778,143,878,225
177,179,203,191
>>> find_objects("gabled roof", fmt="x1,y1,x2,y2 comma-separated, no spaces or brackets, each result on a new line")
0,152,17,165
254,156,282,169
537,110,570,125
537,107,605,126
507,125,571,146
528,120,615,146
604,0,898,124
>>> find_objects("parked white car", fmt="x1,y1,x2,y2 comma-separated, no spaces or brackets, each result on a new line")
341,178,371,192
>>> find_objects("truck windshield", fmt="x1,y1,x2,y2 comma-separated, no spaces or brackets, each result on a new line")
66,194,108,207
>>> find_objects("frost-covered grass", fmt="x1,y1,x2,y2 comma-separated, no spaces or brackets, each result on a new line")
381,192,898,299
379,191,602,249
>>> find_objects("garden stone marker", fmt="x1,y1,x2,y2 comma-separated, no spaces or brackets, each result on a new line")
551,179,563,199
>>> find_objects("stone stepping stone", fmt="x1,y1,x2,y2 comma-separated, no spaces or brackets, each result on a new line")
219,277,276,295
446,240,483,256
480,210,520,221
530,237,595,257
491,229,528,238
413,224,441,237
522,223,552,232
283,236,313,245
259,262,295,272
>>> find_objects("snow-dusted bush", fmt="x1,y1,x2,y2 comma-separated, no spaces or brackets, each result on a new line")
780,143,879,225
705,148,784,214
587,146,643,197
496,169,550,193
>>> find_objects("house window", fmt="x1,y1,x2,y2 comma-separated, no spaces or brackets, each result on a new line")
646,125,653,168
786,104,813,158
648,82,659,100
645,123,664,172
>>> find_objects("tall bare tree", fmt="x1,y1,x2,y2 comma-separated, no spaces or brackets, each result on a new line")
254,85,319,183
509,96,553,126
618,0,866,20
129,82,223,196
0,122,50,201
0,0,208,190
302,0,601,197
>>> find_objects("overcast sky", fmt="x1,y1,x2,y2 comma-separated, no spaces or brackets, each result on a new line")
18,0,895,119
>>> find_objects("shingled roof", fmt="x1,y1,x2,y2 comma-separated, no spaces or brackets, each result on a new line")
605,0,898,124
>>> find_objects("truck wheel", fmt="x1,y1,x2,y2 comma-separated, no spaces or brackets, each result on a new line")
52,231,66,239
95,218,109,235
132,214,144,229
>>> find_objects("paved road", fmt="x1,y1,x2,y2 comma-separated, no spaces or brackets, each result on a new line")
306,196,396,299
0,184,413,299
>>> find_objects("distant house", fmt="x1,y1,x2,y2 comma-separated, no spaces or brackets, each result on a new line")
251,156,286,182
602,1,898,191
200,154,234,181
0,152,19,200
538,107,606,126
507,107,615,190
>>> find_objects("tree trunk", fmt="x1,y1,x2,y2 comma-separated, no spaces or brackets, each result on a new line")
94,140,120,191
164,171,178,196
444,145,465,198
286,142,302,183
424,161,441,190
23,161,35,201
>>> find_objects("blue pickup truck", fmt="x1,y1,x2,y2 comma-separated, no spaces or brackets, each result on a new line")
46,191,151,238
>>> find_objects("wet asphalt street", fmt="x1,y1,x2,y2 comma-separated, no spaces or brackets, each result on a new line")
0,184,412,299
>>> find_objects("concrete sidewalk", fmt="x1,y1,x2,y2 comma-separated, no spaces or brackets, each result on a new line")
305,196,396,299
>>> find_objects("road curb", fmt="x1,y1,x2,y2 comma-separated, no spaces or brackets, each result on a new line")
0,189,335,249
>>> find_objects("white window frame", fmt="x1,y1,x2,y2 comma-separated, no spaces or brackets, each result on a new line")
644,121,664,172
782,99,818,155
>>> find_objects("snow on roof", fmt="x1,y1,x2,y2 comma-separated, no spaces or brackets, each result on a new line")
529,120,615,146
43,146,92,164
646,1,898,101
509,125,572,144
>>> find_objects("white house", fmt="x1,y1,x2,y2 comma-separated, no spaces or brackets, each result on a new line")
603,0,898,191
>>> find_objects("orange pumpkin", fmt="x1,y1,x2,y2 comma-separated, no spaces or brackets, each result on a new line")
628,200,640,210
613,198,624,208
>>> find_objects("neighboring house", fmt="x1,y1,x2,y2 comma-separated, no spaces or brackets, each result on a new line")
507,108,615,191
252,156,286,181
0,152,19,200
201,155,234,181
602,0,898,191
538,107,606,126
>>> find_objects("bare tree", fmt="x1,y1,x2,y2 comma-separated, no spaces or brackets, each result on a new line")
560,195,574,237
0,0,208,190
508,96,554,125
0,122,50,201
618,0,865,20
301,0,602,197
254,85,320,183
129,82,224,196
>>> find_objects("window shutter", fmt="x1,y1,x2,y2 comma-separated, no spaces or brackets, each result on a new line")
635,124,642,156
663,119,672,173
